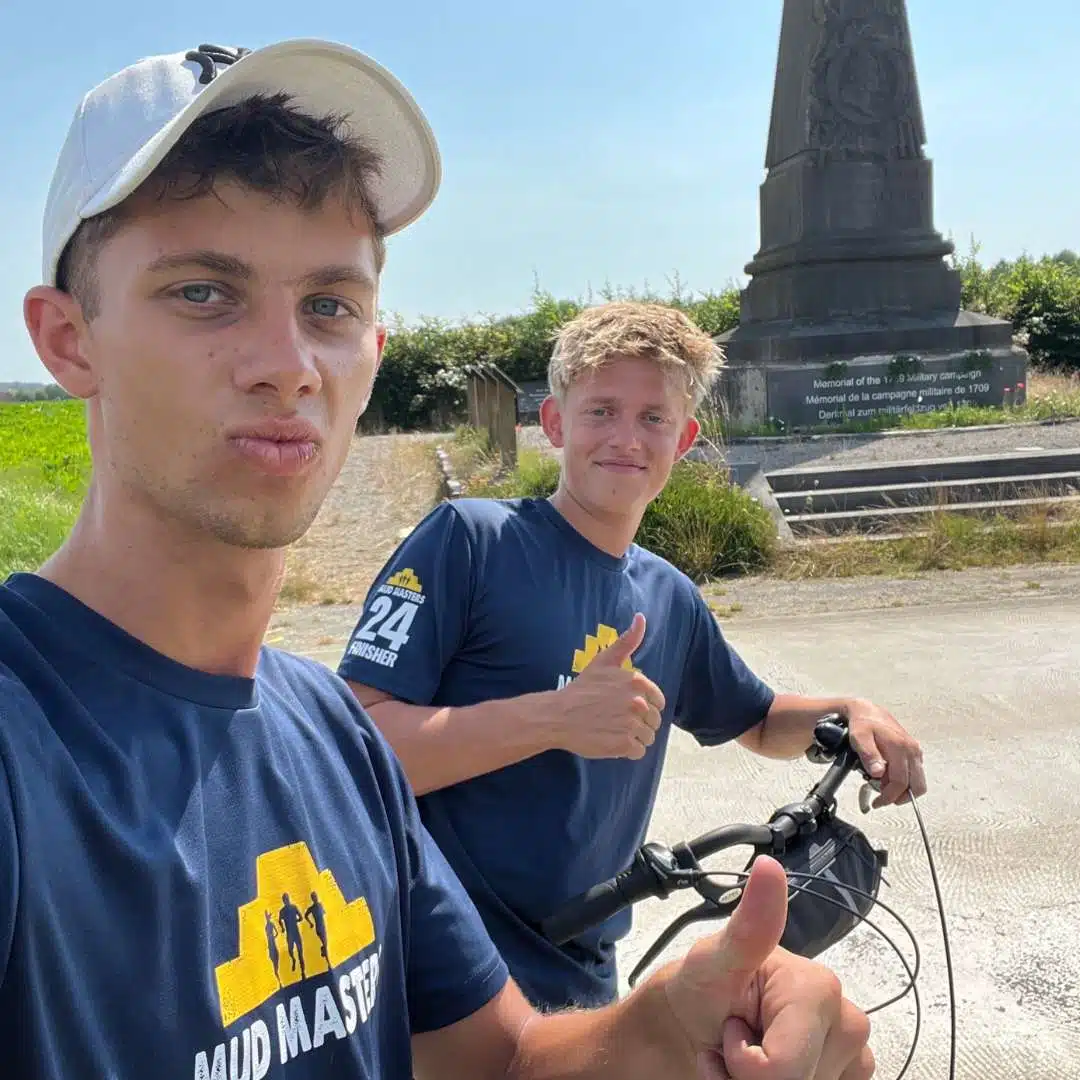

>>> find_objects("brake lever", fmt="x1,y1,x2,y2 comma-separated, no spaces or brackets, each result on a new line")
626,886,743,989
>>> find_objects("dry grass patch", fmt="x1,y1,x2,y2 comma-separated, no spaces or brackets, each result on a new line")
277,433,443,609
771,502,1080,580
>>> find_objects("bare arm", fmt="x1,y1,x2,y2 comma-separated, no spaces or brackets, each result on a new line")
348,614,667,796
737,692,857,760
411,968,691,1080
738,692,927,806
348,682,563,796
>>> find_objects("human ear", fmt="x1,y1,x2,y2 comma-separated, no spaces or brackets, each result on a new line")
23,286,99,399
674,415,700,461
539,395,565,449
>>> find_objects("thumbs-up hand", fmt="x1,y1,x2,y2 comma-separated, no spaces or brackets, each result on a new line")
590,612,647,671
660,856,875,1079
549,614,667,761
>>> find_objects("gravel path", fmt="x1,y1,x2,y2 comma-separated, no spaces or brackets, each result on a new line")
708,417,1080,475
267,424,1080,660
278,432,440,608
266,560,1080,666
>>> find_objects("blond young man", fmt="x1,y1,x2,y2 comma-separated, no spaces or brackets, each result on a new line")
340,302,927,1012
1,38,878,1080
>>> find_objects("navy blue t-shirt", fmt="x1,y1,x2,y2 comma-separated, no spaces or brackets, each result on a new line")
0,572,508,1079
337,497,775,1010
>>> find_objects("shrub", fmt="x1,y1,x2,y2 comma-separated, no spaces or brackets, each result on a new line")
457,443,775,581
952,244,1080,372
635,460,776,580
461,448,560,499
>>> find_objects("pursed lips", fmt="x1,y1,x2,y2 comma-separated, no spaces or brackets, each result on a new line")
227,418,323,476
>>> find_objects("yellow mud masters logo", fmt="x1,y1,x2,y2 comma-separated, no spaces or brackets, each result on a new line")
555,624,635,690
194,842,382,1079
344,568,426,671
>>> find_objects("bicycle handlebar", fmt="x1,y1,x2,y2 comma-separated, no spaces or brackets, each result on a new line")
539,713,870,947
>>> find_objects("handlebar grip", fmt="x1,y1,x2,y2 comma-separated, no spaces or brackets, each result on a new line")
539,880,631,946
539,849,667,945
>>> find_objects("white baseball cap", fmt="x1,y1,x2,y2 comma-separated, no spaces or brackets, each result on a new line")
41,39,441,285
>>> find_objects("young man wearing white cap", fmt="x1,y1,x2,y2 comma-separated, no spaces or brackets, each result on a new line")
0,39,875,1079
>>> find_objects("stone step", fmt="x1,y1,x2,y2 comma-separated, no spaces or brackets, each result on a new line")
766,448,1080,495
784,494,1080,537
775,471,1080,515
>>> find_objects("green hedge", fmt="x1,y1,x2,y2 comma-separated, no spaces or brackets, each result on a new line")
363,250,1080,432
954,245,1080,371
460,447,776,582
362,284,740,433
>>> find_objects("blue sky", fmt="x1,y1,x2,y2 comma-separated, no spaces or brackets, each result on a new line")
0,1,1076,383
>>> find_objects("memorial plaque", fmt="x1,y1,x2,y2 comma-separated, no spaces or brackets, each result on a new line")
766,351,1027,430
515,379,550,423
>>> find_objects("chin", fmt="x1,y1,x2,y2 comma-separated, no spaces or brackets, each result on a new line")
586,488,652,518
196,497,324,551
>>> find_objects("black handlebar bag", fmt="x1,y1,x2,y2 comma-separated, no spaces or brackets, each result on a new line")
747,815,888,959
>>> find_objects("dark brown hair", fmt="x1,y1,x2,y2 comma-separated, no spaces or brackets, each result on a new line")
56,92,387,318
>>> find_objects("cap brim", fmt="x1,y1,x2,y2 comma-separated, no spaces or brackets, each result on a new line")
80,39,441,236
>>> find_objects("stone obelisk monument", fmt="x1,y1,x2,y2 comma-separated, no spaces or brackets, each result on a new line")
715,0,1028,430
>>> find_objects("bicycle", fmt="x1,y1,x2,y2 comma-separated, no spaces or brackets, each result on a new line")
539,713,954,1080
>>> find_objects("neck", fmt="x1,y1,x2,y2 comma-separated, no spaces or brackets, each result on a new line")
548,484,643,558
37,481,283,678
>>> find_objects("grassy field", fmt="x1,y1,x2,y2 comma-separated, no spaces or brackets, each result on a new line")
0,400,88,579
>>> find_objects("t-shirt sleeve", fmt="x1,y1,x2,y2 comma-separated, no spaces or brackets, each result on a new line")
361,716,509,1032
404,816,510,1032
336,501,473,705
673,591,776,746
0,735,18,985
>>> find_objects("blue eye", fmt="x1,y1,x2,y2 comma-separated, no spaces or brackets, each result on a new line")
310,297,345,317
181,284,215,303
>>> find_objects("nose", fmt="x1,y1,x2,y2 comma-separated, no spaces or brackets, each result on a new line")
608,412,643,451
234,301,322,404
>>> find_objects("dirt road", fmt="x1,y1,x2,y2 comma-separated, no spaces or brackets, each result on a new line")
619,588,1080,1080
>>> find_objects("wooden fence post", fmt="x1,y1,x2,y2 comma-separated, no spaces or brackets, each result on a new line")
488,365,520,470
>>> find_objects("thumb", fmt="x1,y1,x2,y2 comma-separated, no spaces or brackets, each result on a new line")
709,855,789,976
594,613,646,668
665,856,790,1046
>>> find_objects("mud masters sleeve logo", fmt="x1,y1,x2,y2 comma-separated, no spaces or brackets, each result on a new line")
195,841,382,1079
344,569,426,671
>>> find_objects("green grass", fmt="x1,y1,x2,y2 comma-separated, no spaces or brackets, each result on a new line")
0,400,89,578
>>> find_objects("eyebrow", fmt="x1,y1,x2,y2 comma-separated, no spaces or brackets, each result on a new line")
582,396,672,412
144,251,376,291
145,250,252,279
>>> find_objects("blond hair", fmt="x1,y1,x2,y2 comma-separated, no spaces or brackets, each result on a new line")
547,301,724,410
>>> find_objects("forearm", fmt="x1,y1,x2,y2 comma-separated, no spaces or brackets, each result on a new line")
508,968,694,1080
363,692,563,796
743,692,858,759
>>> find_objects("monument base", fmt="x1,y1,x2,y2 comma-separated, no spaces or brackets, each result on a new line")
713,312,1029,432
